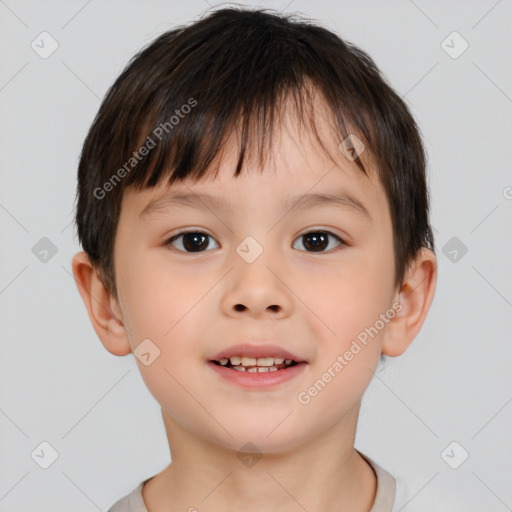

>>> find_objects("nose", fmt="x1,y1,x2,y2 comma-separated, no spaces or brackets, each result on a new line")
220,254,293,319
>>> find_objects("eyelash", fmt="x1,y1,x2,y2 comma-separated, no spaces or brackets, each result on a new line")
165,229,346,254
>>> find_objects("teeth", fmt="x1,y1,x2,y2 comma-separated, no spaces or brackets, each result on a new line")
215,355,298,372
232,365,281,372
256,357,273,366
227,356,290,366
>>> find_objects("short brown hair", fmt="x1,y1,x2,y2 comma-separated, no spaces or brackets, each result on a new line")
74,6,435,302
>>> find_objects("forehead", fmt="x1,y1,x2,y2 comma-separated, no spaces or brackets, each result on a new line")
122,92,387,221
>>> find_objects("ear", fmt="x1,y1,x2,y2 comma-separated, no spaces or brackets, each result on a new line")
381,247,438,357
71,251,132,356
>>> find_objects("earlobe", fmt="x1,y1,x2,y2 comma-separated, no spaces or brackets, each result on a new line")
71,251,132,356
381,248,438,357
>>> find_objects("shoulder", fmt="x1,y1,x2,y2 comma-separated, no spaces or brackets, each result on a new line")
358,450,439,512
391,474,413,512
358,452,396,512
391,471,442,512
107,482,148,512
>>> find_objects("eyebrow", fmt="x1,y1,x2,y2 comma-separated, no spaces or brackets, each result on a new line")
140,189,372,221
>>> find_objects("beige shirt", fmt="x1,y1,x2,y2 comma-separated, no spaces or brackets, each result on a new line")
108,451,397,512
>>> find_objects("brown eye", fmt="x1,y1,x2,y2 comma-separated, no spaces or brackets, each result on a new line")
293,231,345,253
166,231,219,253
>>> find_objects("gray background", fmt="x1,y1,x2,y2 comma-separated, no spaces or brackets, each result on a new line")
1,0,511,510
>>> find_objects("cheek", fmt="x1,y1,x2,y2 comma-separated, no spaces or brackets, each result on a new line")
119,252,203,340
299,299,389,417
301,254,392,337
298,251,393,386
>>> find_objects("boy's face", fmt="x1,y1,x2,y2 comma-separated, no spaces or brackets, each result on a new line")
109,101,400,453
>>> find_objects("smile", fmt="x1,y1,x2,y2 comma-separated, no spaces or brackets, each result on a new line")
208,359,307,388
212,356,298,372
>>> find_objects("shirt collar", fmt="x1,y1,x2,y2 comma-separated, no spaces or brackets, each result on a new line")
357,450,396,512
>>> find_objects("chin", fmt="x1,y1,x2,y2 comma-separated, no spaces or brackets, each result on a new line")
208,419,307,456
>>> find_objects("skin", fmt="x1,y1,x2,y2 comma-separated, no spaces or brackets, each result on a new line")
72,94,437,512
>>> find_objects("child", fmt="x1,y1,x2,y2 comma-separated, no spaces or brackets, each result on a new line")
72,6,437,511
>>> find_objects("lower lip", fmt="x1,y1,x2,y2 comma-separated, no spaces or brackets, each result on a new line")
207,361,307,389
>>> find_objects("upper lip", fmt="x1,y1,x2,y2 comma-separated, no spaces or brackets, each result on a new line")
210,343,307,363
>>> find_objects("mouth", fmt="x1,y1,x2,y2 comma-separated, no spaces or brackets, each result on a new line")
207,345,308,388
208,343,308,388
210,356,300,373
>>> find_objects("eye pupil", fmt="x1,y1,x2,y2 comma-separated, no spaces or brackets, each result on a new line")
303,232,328,252
183,232,209,252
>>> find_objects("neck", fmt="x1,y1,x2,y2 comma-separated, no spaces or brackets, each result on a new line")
142,405,377,512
